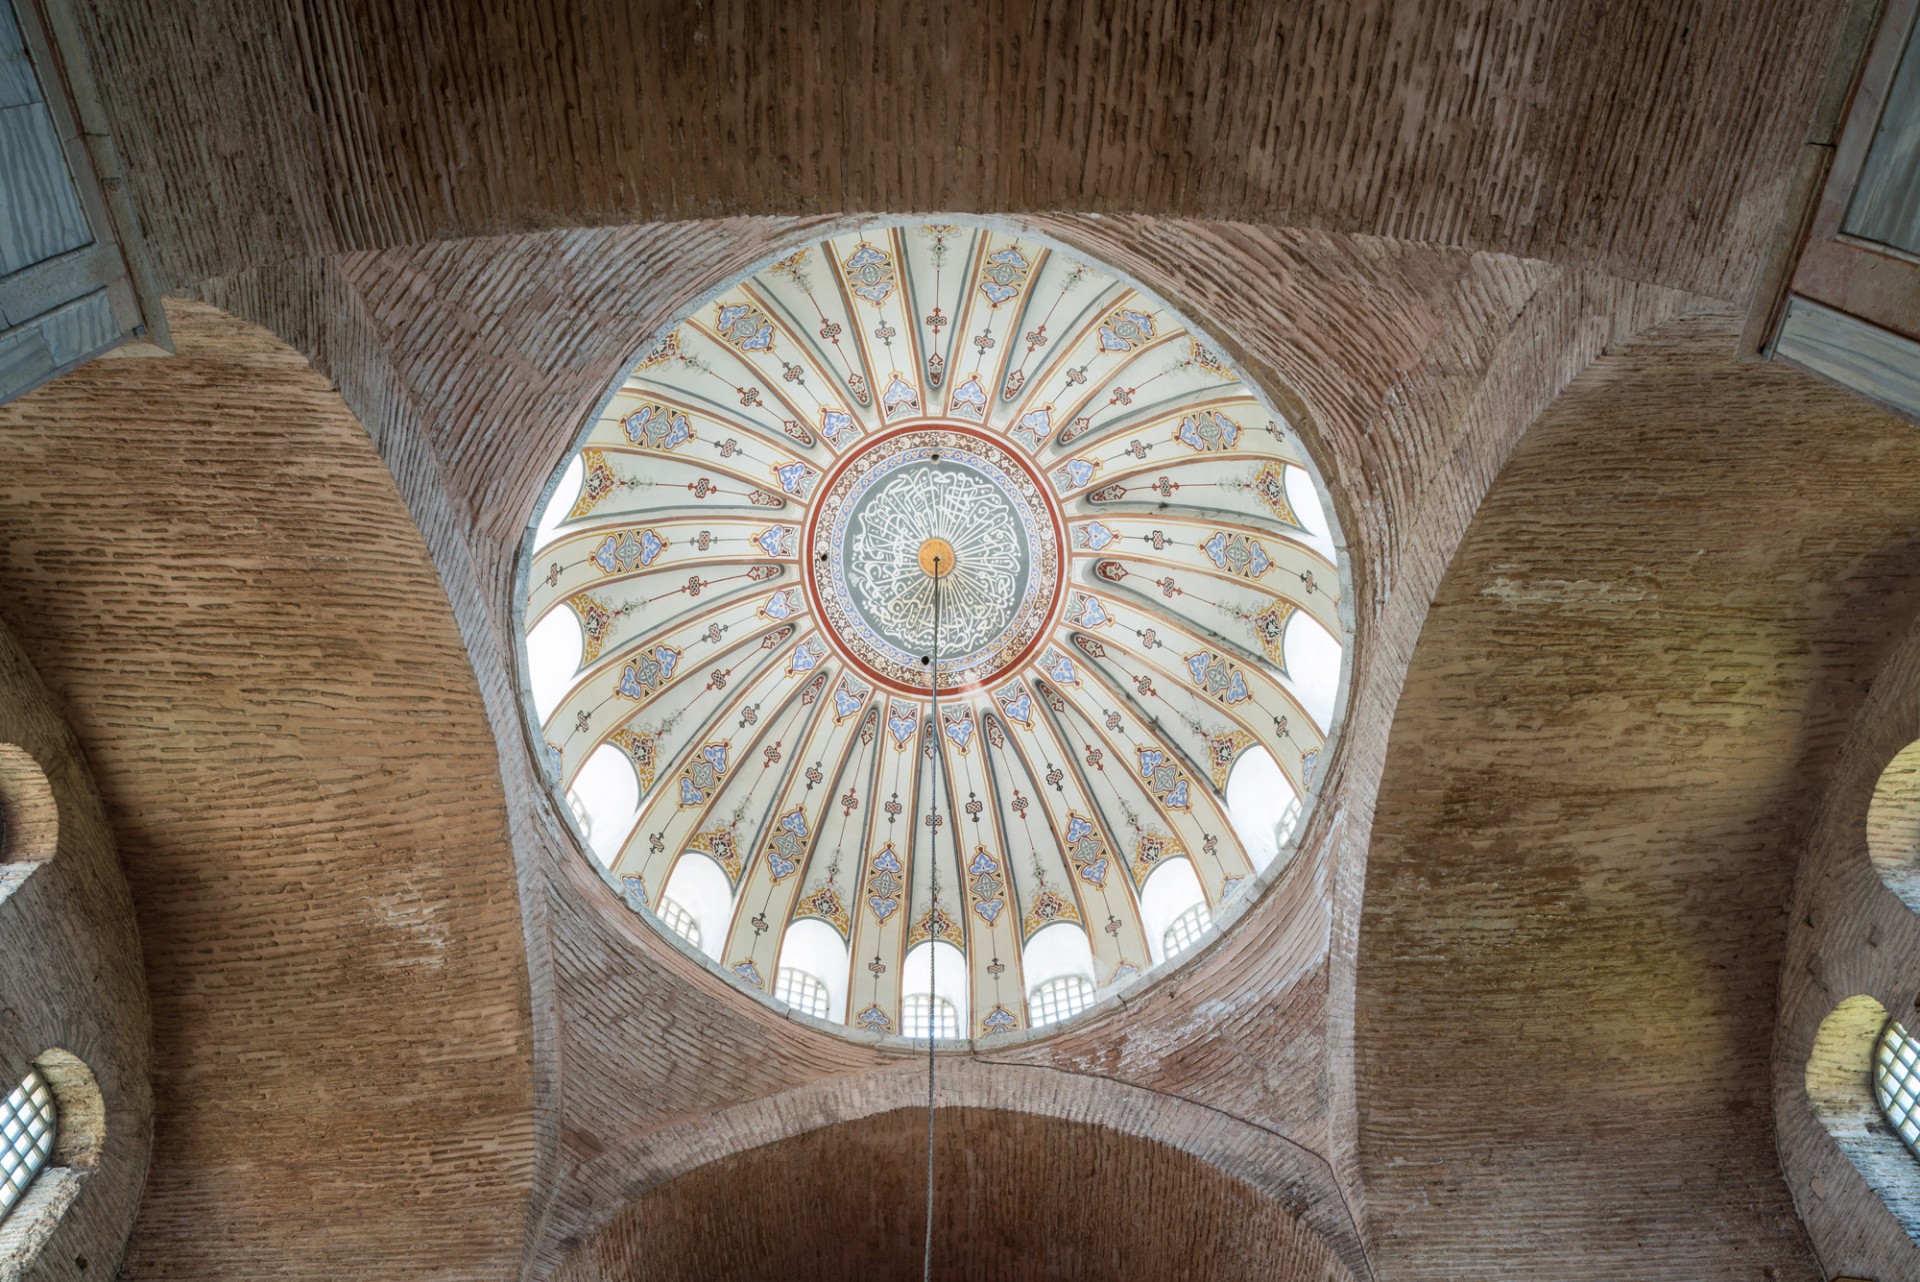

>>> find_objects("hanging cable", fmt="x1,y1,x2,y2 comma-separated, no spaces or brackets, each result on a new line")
923,533,943,1282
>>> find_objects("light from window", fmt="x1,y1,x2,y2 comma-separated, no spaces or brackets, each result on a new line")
1162,903,1211,959
1876,1018,1920,1157
776,967,831,1019
1,1068,56,1225
903,992,959,1039
1028,974,1094,1027
657,896,701,949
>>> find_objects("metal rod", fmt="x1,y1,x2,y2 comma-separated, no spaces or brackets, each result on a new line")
923,546,942,1282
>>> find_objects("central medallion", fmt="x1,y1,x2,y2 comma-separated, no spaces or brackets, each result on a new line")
917,537,956,578
805,426,1065,694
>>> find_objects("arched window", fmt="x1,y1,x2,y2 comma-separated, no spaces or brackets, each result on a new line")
777,918,849,1022
1807,994,1920,1234
567,743,641,868
1878,1018,1920,1159
1140,858,1209,964
656,896,700,949
1163,903,1211,959
0,744,57,907
0,1068,55,1225
903,993,959,1040
1224,745,1302,872
1021,922,1096,1029
1029,974,1094,1027
775,968,831,1019
902,940,969,1038
660,854,732,960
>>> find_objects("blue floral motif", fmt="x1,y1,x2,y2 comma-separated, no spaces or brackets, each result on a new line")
882,375,919,419
949,376,987,420
716,302,775,351
820,409,855,442
776,461,817,497
756,525,795,558
944,715,974,751
1053,458,1096,491
1079,522,1116,551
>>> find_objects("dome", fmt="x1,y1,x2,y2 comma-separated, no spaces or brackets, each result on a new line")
517,220,1349,1042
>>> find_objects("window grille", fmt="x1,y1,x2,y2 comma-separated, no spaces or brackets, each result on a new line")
1028,974,1094,1027
903,992,959,1039
1,1068,55,1225
1876,1018,1920,1158
776,967,831,1019
1277,794,1304,846
657,896,700,948
1162,903,1212,960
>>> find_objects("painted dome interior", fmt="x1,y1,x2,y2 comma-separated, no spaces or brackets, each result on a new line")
519,221,1349,1042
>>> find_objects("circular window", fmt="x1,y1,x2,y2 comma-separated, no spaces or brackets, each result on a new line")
518,220,1350,1041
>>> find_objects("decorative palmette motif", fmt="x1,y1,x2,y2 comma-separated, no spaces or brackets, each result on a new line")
568,449,620,519
1204,730,1255,790
977,244,1032,306
1023,886,1080,935
1062,813,1110,886
967,847,1006,926
842,241,896,304
608,727,660,794
677,742,730,807
569,593,616,662
1185,650,1252,704
1132,832,1184,889
764,808,809,881
1201,531,1272,578
797,880,851,934
1175,410,1240,453
618,644,687,706
590,528,666,575
623,402,693,450
715,301,776,352
866,843,904,922
1136,747,1192,809
688,825,741,881
1097,306,1155,352
1251,601,1294,669
910,903,957,946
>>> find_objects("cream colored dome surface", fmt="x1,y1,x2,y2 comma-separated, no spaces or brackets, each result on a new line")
518,221,1348,1042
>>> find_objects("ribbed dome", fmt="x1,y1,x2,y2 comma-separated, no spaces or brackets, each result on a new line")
518,220,1348,1042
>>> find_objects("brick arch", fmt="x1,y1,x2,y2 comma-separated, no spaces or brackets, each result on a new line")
558,1087,1365,1282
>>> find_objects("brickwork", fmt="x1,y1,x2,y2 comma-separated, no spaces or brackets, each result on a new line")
1358,311,1920,1279
0,306,537,1280
0,621,149,1282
